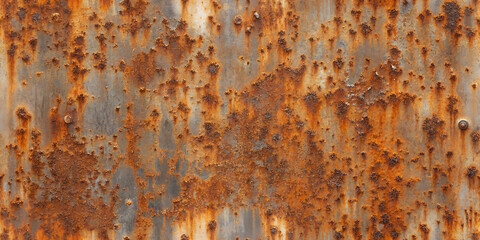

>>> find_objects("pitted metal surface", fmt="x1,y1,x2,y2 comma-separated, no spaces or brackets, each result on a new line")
1,0,480,239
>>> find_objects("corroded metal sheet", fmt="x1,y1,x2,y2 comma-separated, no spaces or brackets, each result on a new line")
0,0,479,239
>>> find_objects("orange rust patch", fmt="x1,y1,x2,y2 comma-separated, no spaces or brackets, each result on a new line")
124,51,159,88
27,134,117,240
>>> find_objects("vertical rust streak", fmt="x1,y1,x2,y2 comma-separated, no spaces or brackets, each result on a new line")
6,42,16,130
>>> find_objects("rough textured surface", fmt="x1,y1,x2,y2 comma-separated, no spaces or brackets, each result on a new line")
1,0,480,239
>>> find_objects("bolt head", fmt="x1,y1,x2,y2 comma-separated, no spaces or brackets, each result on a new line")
64,115,73,124
458,119,469,130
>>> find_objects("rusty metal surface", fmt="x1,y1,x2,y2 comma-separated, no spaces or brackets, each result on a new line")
0,0,479,239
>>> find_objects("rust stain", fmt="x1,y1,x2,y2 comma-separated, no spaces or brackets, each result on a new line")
99,0,113,10
27,134,117,240
15,107,31,150
1,0,480,238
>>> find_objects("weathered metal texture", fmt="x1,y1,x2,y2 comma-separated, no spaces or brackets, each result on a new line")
0,0,479,239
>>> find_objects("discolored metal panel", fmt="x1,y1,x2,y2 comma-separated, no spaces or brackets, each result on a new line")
0,0,479,239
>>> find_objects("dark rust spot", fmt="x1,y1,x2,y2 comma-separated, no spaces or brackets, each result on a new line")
333,58,345,70
466,166,478,178
336,101,349,116
208,62,220,75
16,107,31,120
208,220,217,230
443,1,461,32
471,131,480,142
327,169,347,188
360,23,372,35
422,115,445,138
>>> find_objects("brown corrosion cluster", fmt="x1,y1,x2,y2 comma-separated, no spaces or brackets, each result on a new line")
1,0,480,239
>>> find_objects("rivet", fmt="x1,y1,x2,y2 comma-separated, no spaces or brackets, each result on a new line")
458,119,469,130
64,115,73,124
